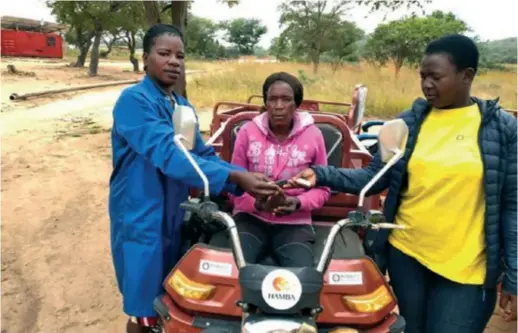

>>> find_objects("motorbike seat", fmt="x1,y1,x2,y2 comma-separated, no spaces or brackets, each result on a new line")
208,223,365,267
230,120,344,169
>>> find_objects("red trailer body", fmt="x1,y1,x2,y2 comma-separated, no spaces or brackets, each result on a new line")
1,29,63,58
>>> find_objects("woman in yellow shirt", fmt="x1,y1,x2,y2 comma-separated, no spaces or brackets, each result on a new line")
286,34,517,333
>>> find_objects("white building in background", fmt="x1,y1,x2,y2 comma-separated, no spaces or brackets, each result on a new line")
237,55,278,63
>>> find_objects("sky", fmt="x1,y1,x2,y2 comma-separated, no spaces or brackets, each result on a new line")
1,0,516,48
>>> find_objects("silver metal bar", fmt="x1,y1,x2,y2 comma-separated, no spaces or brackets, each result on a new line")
211,211,247,269
326,132,343,159
350,129,371,155
316,218,351,272
174,134,210,197
371,223,407,230
316,218,407,272
358,149,403,208
206,121,227,146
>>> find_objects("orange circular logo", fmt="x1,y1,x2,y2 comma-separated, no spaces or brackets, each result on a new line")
272,276,289,291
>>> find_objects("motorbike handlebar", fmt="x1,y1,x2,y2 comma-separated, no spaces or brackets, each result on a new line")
181,200,247,269
180,202,200,213
316,218,352,272
316,216,406,273
181,203,403,272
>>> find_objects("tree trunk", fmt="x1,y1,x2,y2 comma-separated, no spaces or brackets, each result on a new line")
331,61,341,73
85,2,122,75
311,39,322,74
130,55,139,72
394,56,405,80
170,1,188,35
74,29,93,67
394,65,401,80
88,21,103,77
76,43,91,67
100,37,117,58
312,54,320,74
170,1,189,99
311,43,321,74
143,0,162,25
126,31,139,72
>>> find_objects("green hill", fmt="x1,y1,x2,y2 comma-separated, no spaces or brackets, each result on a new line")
479,37,517,65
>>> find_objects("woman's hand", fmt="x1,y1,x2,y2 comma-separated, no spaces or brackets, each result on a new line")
229,171,280,197
272,197,301,216
284,168,316,189
255,191,286,212
500,292,517,322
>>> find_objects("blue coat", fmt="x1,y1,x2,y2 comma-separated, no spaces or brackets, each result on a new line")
109,75,244,317
313,97,517,294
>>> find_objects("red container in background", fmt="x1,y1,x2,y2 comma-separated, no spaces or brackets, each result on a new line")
1,29,63,58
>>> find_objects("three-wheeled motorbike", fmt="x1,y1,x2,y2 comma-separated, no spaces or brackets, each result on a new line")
153,104,410,333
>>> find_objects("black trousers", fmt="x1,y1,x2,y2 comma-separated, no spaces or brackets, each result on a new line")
211,213,316,267
387,244,497,333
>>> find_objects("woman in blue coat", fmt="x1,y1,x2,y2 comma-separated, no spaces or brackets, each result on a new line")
109,24,279,333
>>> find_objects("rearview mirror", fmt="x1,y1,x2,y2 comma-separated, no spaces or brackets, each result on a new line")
173,105,197,150
357,119,409,209
377,118,408,163
351,84,368,130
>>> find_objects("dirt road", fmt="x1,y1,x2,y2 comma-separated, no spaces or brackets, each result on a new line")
1,59,515,333
0,59,210,333
1,85,129,333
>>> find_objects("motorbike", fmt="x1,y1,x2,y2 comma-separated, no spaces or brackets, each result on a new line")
154,105,409,333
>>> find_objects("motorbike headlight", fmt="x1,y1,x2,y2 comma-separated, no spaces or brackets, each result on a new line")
167,269,215,301
342,285,392,313
329,328,360,333
242,320,317,333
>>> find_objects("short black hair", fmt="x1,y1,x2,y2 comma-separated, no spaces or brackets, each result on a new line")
143,23,184,54
424,34,479,74
262,72,304,107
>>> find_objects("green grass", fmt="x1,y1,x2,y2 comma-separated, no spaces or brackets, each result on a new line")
187,61,517,118
64,47,517,118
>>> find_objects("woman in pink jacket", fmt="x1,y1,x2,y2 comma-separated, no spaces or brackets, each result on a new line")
230,72,331,267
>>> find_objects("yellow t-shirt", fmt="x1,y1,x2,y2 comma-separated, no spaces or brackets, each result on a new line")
389,103,486,285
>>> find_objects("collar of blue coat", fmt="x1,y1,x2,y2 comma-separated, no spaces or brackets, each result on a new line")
142,74,178,104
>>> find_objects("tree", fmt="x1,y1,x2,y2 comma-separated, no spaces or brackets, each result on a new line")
221,18,267,55
269,36,289,61
115,2,147,72
278,1,358,73
352,0,431,14
253,46,268,57
363,10,468,77
324,21,364,71
478,37,517,66
48,1,94,67
271,0,432,69
184,14,222,58
47,1,124,75
100,29,122,58
87,2,126,76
